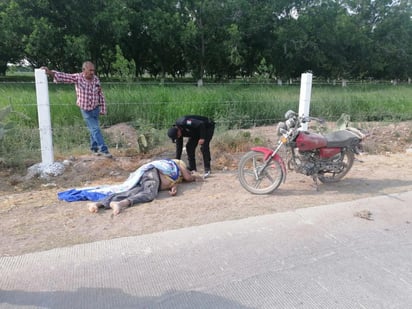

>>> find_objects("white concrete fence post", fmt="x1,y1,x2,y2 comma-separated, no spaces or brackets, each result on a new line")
34,68,54,165
298,72,313,131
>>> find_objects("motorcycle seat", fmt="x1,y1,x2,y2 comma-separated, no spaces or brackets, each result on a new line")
324,130,361,148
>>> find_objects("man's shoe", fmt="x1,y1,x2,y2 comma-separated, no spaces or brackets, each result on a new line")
203,171,211,179
99,151,112,158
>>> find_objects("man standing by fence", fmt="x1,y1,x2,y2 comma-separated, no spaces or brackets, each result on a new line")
167,115,215,178
41,61,112,158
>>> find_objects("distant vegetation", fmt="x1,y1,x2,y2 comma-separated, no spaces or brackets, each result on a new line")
1,0,411,82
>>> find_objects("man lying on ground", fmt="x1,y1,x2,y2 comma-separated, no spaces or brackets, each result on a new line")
87,159,202,215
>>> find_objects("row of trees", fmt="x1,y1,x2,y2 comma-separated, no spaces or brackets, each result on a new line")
1,0,411,82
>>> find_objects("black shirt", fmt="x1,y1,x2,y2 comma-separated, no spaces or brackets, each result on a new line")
174,115,214,159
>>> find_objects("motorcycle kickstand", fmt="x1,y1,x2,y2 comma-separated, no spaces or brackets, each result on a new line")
354,157,364,163
311,175,320,191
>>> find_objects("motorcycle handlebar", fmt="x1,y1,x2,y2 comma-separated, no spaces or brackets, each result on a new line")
284,111,325,125
301,116,325,124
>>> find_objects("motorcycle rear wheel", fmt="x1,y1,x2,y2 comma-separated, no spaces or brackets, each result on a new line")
238,151,284,194
318,150,354,183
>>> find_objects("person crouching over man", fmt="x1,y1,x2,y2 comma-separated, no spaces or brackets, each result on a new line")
167,115,215,178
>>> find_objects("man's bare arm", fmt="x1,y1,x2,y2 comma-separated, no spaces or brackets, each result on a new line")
180,167,196,182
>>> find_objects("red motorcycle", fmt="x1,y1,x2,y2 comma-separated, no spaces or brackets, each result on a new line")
238,110,366,194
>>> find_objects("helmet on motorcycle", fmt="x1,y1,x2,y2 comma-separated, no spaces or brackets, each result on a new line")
284,110,296,120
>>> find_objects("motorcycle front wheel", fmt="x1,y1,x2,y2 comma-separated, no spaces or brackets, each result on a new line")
238,151,284,194
318,150,354,183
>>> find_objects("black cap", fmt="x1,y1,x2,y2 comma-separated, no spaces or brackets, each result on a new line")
167,127,178,142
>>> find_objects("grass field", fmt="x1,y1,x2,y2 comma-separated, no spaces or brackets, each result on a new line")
1,80,411,167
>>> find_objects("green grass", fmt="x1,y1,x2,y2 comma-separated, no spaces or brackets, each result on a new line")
2,82,411,127
311,85,412,121
1,81,411,167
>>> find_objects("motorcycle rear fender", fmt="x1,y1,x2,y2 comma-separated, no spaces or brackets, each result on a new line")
251,147,287,182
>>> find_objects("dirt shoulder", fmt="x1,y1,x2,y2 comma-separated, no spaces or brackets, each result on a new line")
1,122,411,257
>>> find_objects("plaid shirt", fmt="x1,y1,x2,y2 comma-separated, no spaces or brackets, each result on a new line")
53,71,107,114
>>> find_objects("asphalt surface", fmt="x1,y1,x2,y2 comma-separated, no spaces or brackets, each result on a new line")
1,191,411,309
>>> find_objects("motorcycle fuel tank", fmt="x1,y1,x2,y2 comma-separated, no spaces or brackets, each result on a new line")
295,131,327,151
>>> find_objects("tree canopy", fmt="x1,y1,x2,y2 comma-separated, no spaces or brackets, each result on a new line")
1,0,411,81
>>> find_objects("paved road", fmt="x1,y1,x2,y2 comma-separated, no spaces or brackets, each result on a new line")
1,191,411,309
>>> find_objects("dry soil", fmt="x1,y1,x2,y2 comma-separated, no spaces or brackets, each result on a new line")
1,122,411,256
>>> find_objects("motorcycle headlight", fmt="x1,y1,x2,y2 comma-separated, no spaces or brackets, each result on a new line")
285,118,295,128
276,122,287,136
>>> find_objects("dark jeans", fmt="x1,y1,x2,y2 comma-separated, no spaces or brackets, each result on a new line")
186,123,215,172
101,168,160,208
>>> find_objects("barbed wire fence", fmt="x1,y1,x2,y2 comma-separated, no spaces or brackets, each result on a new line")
1,80,411,166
